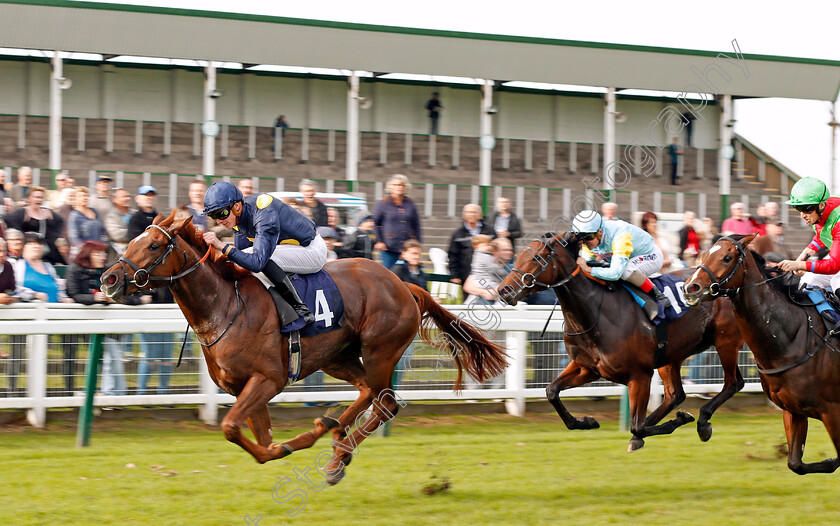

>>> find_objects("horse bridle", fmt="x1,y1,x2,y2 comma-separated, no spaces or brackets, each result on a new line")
695,236,786,298
508,237,581,293
116,224,210,297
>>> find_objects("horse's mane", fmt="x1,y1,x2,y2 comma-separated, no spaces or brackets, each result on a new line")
159,212,252,282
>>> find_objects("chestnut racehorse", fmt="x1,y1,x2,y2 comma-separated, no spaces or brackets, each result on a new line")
497,233,745,451
100,210,507,484
684,234,840,474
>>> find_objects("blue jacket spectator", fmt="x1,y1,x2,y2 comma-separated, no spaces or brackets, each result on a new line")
373,174,422,269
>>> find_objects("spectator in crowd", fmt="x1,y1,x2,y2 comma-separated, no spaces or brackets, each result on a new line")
8,166,33,209
338,214,376,259
751,221,793,259
721,202,756,236
463,236,513,305
750,203,768,236
641,211,681,272
104,187,134,250
128,186,160,239
601,201,620,221
701,217,719,250
4,185,66,265
679,211,702,267
299,179,328,227
373,174,422,269
90,174,115,220
316,227,340,262
272,114,289,139
488,196,522,252
127,185,175,395
682,111,696,148
763,201,780,224
668,137,682,185
425,92,443,136
67,186,108,258
0,238,17,304
390,239,427,289
55,238,70,264
54,186,76,240
46,171,72,207
0,169,8,213
12,233,73,303
447,203,495,285
66,241,148,396
390,239,430,389
5,229,23,262
237,178,255,198
186,180,209,232
326,207,345,245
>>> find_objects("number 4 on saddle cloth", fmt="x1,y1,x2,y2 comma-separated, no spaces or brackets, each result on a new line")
272,270,345,382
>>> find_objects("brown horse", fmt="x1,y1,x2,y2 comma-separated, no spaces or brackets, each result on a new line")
497,233,745,451
684,234,840,474
100,210,507,484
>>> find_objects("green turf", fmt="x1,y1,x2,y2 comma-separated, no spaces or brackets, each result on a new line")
1,408,838,525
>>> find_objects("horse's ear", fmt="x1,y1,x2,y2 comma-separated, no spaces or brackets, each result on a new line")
741,232,759,247
152,213,166,225
169,214,194,235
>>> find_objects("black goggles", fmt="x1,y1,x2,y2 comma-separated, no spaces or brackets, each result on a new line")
207,206,233,221
577,232,597,242
794,204,818,214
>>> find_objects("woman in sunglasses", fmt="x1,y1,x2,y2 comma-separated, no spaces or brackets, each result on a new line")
778,178,840,294
201,181,327,325
572,210,671,321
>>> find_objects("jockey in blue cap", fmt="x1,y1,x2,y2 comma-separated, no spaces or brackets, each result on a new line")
572,210,671,319
202,181,327,325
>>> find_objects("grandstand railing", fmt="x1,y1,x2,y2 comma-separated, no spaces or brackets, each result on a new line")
0,303,764,427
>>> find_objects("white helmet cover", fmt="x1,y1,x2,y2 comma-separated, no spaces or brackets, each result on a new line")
572,211,603,234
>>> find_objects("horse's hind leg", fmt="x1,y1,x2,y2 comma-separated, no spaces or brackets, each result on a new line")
627,373,695,452
221,376,290,464
697,344,745,442
278,349,373,455
247,406,274,447
784,410,840,475
546,361,602,430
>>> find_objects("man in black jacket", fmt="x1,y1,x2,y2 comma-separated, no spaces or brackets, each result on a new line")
487,197,522,252
447,203,495,285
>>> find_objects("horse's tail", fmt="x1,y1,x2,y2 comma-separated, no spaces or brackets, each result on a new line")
405,283,508,390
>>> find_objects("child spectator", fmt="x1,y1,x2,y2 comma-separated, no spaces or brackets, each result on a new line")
339,214,377,259
390,240,427,289
316,227,340,262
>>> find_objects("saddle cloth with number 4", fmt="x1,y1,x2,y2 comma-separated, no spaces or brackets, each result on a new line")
279,269,345,337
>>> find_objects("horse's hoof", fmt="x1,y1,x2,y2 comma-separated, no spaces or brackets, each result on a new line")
579,416,600,429
676,411,695,425
697,422,713,442
628,437,645,452
326,467,346,486
316,416,340,431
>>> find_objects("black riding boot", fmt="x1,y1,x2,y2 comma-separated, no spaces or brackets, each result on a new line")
263,261,315,325
648,287,672,312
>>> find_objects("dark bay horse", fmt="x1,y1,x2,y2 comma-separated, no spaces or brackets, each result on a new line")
684,234,840,474
100,210,507,484
497,233,745,451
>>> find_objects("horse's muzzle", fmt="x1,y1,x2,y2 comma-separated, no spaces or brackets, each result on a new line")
100,270,124,300
682,281,705,307
497,284,519,306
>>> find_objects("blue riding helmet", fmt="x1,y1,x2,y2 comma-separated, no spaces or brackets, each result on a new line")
203,181,243,214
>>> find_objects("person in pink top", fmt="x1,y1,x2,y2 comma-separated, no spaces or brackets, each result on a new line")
720,202,755,236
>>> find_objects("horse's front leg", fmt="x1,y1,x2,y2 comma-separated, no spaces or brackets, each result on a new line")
627,372,695,452
697,343,745,442
784,410,840,475
221,375,290,464
546,361,601,430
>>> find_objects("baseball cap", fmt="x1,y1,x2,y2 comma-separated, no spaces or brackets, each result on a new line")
316,226,339,239
137,185,157,195
96,174,112,182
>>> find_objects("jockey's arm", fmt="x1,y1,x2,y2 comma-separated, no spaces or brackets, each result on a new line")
225,210,281,273
589,232,633,281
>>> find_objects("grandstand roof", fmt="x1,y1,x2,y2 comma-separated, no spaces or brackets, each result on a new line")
2,0,839,101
